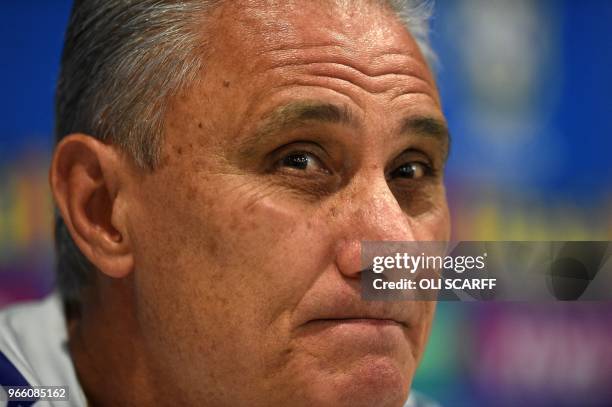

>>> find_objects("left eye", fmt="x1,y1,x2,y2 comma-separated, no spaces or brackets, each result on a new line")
390,162,430,179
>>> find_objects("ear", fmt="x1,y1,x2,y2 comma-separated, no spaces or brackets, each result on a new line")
50,134,134,279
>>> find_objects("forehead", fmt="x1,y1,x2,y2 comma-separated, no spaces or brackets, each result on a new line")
209,0,433,82
218,0,405,43
163,0,444,158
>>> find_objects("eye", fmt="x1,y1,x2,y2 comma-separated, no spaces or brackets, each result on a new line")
279,152,328,173
389,162,431,180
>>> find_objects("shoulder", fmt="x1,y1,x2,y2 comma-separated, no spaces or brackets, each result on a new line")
405,390,443,407
0,294,87,405
0,295,62,386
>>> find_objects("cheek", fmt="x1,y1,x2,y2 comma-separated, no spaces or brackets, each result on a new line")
128,173,335,381
210,192,334,321
409,197,451,242
134,174,330,306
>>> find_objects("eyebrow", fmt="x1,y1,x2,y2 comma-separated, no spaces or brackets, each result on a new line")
237,101,355,157
238,100,450,159
399,116,451,159
273,101,355,125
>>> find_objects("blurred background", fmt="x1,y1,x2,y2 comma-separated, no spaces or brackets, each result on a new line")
0,0,610,406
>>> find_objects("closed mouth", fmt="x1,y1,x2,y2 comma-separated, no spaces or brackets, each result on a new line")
307,317,407,328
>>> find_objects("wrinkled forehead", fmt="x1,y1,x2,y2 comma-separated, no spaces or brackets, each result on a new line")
209,0,431,75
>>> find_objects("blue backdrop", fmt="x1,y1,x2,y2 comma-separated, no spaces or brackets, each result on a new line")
1,1,611,406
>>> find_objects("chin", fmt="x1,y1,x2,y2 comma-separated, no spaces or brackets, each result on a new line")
305,356,412,407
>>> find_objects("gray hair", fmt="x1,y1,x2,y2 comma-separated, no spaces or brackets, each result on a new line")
54,0,436,310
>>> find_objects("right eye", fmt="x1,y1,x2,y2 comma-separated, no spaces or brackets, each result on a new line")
267,143,341,198
278,152,329,174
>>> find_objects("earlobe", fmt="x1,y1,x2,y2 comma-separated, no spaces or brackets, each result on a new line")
50,134,134,279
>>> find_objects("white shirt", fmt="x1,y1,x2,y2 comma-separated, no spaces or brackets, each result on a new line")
0,294,86,406
0,294,438,407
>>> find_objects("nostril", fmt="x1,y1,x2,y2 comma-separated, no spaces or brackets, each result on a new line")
334,239,363,279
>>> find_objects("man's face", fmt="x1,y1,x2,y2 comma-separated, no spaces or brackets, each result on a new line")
125,1,450,406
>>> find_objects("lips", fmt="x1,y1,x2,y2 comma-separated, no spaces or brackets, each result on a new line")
306,318,406,329
295,292,414,330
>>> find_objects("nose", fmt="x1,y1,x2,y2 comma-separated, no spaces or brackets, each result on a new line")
333,173,416,279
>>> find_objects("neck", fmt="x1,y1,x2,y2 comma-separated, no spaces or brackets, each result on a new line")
67,277,157,406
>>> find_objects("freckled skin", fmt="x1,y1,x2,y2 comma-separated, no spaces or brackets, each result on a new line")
96,1,450,406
